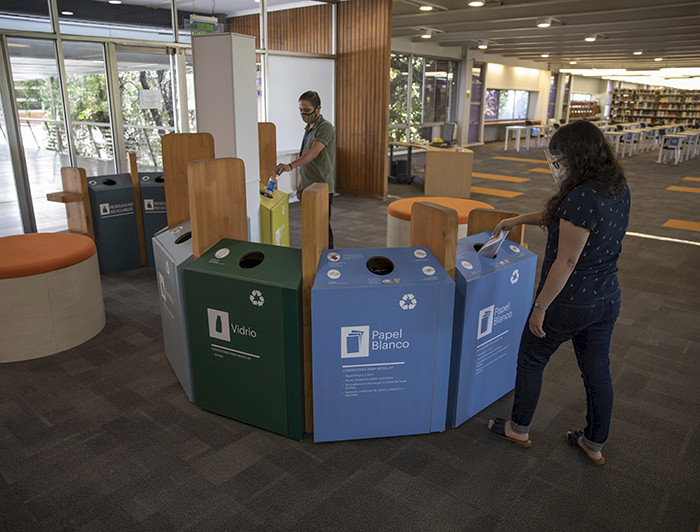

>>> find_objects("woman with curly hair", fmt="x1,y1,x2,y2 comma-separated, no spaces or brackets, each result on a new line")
487,119,631,465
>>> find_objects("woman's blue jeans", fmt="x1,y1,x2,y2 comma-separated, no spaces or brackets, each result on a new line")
510,290,621,451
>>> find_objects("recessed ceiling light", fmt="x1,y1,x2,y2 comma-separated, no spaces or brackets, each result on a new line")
419,5,433,11
569,60,578,65
654,57,663,62
541,53,550,58
468,1,486,6
61,11,74,15
478,40,488,49
633,51,643,55
537,18,552,28
421,33,432,39
584,34,597,42
108,0,122,4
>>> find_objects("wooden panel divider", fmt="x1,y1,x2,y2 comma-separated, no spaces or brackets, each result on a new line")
409,202,459,280
47,167,94,239
258,122,277,183
467,209,525,246
300,182,329,433
162,132,215,229
187,158,248,260
127,152,148,266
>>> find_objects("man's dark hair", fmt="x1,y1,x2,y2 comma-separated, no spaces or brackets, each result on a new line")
299,90,321,108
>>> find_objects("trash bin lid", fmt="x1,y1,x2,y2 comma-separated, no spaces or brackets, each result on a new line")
387,197,493,223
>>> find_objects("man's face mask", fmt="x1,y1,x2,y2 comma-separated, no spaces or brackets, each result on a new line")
300,105,319,124
544,149,568,188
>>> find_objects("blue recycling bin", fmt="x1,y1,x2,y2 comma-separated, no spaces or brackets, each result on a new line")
139,172,167,267
153,221,195,402
447,232,537,428
312,247,455,442
87,173,141,274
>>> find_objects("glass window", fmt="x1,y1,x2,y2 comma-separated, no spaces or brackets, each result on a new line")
58,0,175,42
485,89,531,120
7,38,69,233
422,58,455,124
0,2,52,33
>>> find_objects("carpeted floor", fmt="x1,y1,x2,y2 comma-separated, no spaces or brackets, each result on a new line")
1,140,699,531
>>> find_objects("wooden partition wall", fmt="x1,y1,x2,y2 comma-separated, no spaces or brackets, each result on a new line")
336,0,391,199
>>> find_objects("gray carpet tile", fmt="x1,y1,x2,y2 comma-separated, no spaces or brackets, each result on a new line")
1,140,699,531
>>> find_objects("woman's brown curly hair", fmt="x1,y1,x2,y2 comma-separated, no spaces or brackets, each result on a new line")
541,120,627,228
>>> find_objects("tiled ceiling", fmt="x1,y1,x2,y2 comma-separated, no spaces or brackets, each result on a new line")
391,0,700,70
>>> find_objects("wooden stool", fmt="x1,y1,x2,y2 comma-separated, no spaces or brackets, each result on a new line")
0,233,106,363
387,197,493,247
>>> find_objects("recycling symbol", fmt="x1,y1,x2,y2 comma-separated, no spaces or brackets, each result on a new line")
249,290,265,307
399,293,417,310
510,269,520,285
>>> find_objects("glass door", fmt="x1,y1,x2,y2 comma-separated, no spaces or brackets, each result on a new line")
62,41,115,176
7,37,68,233
0,103,24,236
116,48,176,170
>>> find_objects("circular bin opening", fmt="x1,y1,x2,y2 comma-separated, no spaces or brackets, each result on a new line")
174,232,192,245
155,175,164,183
102,178,117,186
366,256,395,276
240,251,265,269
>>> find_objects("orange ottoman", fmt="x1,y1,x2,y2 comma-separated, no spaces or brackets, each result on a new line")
387,197,494,247
0,233,106,362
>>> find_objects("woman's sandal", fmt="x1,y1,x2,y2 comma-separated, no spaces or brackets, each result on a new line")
566,430,606,465
488,418,532,448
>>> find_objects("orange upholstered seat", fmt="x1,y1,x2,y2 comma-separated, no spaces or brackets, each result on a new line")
387,197,493,223
0,233,97,279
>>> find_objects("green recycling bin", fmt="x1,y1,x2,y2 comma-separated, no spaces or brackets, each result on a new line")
184,239,304,440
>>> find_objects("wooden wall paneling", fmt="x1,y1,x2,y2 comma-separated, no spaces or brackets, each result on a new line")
228,5,332,55
336,0,391,199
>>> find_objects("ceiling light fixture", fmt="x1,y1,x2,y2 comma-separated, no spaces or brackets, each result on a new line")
419,5,433,11
584,34,597,42
108,0,122,4
421,32,432,39
633,51,643,55
654,57,663,61
569,60,578,65
537,17,552,28
61,11,74,15
468,1,486,6
478,40,488,49
541,53,550,58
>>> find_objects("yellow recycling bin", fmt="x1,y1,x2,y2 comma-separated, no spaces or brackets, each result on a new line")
259,183,289,247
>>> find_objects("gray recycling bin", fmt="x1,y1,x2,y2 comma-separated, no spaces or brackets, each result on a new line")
447,232,537,427
184,239,304,440
312,247,455,442
153,221,195,402
88,173,141,274
139,172,167,267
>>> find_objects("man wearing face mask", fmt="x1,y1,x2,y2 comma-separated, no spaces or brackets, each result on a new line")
274,90,336,248
485,120,631,467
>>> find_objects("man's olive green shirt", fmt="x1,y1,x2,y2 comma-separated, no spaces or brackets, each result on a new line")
300,117,335,194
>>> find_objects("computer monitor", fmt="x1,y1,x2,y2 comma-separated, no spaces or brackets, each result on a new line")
442,123,455,146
